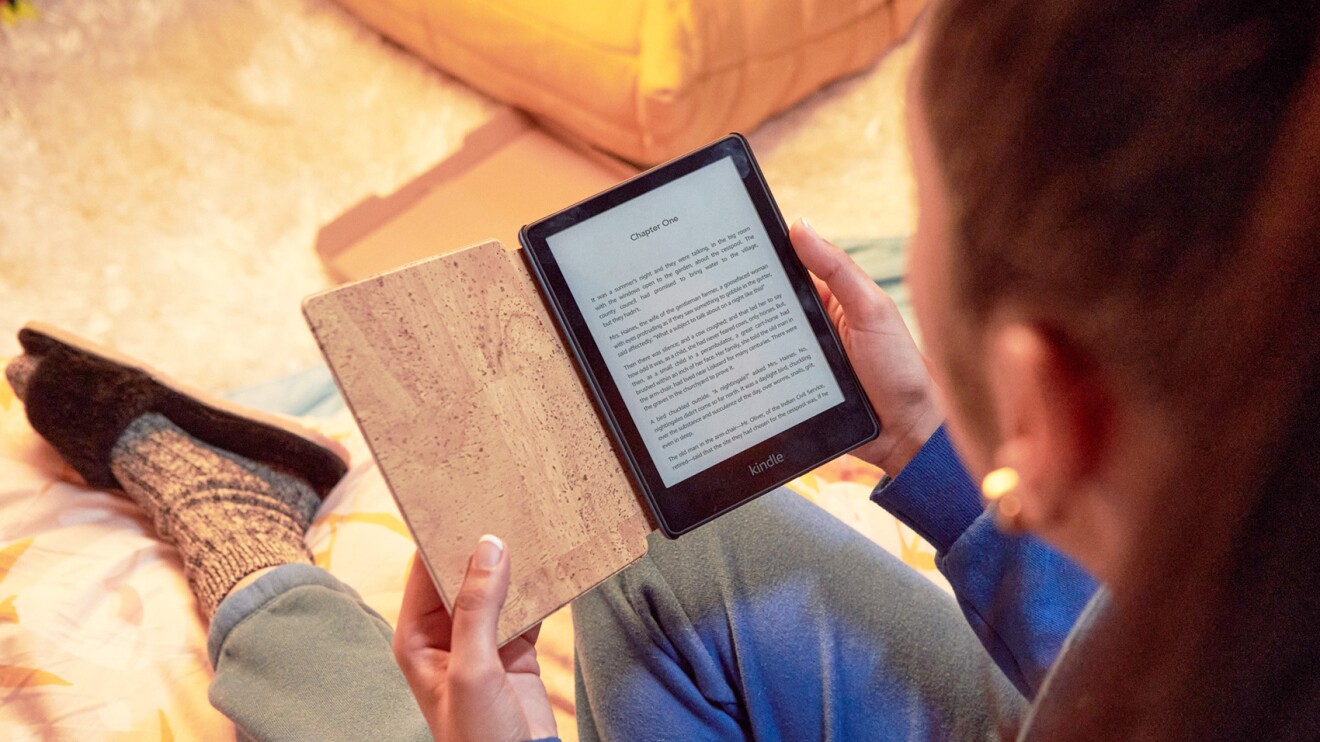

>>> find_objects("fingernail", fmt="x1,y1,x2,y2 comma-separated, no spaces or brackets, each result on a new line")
474,534,504,569
800,217,817,236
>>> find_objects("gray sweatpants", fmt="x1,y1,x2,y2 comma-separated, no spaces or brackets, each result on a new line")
207,489,1022,740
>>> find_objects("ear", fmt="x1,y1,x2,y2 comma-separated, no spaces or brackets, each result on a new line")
983,322,1111,531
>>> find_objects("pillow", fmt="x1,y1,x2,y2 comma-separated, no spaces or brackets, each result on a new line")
334,0,926,164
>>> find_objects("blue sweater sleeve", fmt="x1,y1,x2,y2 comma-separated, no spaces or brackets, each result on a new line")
870,426,1098,698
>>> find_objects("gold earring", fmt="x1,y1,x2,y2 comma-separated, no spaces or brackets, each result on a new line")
981,466,1024,533
981,467,1019,501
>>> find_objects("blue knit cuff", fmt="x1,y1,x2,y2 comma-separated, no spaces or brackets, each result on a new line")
870,425,984,554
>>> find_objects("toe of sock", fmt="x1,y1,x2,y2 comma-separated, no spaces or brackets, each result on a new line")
4,354,38,402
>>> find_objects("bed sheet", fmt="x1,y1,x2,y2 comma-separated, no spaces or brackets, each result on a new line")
0,363,944,740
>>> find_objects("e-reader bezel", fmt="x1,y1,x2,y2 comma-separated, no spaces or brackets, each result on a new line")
520,134,878,537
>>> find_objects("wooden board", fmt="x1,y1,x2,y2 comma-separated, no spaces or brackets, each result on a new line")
303,240,653,643
315,110,635,283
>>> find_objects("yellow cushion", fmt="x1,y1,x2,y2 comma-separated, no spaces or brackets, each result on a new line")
336,0,925,164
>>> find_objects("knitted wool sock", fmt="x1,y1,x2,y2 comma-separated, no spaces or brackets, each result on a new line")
110,413,320,617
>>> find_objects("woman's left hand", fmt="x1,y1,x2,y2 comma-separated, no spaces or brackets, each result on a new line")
790,220,943,476
393,537,557,742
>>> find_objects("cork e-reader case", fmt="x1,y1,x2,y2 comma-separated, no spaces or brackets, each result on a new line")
303,240,653,645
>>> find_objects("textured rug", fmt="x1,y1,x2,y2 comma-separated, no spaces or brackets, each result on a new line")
0,0,917,393
0,0,497,389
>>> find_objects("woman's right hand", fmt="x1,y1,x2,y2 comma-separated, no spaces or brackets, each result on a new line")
393,538,556,742
789,219,942,476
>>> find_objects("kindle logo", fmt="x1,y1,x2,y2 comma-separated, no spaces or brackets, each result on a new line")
748,452,786,476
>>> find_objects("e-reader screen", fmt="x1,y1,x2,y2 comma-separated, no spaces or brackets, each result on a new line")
546,156,845,486
522,134,877,537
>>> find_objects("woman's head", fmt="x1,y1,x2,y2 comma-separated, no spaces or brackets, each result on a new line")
906,1,1320,736
908,0,1320,579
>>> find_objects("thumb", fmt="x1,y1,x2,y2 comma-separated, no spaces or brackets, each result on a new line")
789,218,891,331
449,534,510,671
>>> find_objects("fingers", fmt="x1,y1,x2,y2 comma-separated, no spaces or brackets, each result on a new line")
448,534,511,672
395,553,454,654
497,620,542,670
392,540,525,741
499,633,542,675
519,622,542,646
790,219,892,331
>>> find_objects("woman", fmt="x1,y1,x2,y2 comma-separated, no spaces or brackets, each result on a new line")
9,0,1316,739
394,1,1320,739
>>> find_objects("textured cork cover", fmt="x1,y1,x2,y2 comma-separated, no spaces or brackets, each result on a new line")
303,240,653,644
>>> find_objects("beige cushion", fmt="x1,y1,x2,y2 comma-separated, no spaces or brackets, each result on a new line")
336,0,925,164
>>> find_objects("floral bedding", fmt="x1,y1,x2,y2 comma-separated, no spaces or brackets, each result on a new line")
0,365,943,739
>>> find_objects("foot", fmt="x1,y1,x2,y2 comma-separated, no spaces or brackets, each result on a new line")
9,322,347,494
112,413,320,616
5,325,348,617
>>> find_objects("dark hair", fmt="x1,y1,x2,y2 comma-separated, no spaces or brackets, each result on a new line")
921,1,1320,738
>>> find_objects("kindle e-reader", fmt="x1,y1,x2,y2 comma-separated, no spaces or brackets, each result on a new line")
520,134,878,537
